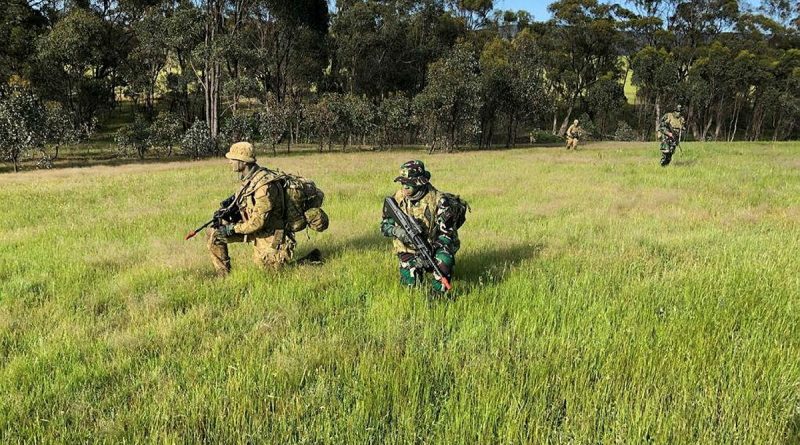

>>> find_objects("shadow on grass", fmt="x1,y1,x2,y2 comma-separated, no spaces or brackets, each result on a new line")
2,141,571,174
671,157,697,167
785,411,800,445
455,242,545,293
0,155,197,174
294,230,386,263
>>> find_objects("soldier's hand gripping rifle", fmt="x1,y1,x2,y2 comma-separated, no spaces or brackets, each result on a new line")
383,196,452,291
185,194,242,240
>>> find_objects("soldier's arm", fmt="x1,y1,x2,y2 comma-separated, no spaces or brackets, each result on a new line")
380,190,405,237
233,181,278,235
380,216,397,238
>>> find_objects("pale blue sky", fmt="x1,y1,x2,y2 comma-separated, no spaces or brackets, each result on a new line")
495,0,766,20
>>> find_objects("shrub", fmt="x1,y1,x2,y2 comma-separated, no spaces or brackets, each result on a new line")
181,120,216,159
614,121,637,141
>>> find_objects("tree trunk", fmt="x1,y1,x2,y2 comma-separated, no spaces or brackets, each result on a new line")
701,116,713,141
653,95,661,142
713,99,725,141
506,113,514,148
512,116,519,148
487,119,494,150
558,104,574,136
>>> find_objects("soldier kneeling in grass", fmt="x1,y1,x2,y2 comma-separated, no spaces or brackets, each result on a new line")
380,160,468,296
207,142,295,275
200,142,329,276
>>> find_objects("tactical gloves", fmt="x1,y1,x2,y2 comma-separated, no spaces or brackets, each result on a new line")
217,224,236,240
392,226,412,245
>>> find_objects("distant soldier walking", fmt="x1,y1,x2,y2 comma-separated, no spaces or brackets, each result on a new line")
565,119,582,150
658,105,685,166
380,160,468,295
207,142,294,275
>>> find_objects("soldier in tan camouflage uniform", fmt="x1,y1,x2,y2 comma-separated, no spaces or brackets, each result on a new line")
207,142,294,275
658,105,685,166
380,160,461,294
565,119,582,150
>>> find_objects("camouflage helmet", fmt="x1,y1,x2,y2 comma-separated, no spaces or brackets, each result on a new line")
394,160,431,186
573,119,579,125
225,141,256,163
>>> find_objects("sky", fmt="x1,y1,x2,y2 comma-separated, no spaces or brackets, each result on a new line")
495,0,767,21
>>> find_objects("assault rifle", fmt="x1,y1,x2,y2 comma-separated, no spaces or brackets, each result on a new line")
383,196,452,291
185,194,242,240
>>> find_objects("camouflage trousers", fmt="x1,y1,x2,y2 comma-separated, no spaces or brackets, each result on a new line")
566,137,579,150
207,229,295,275
660,135,678,166
397,250,455,293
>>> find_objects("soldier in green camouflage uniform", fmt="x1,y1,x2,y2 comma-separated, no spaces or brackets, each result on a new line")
207,142,294,276
658,105,685,167
380,160,460,294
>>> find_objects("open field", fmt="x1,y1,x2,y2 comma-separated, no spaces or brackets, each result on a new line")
1,142,799,443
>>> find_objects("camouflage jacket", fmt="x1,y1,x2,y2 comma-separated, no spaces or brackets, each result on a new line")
659,112,685,135
232,166,286,238
380,184,460,255
566,124,582,138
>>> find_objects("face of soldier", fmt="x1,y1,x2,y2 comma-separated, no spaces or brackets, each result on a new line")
401,183,415,198
229,158,246,173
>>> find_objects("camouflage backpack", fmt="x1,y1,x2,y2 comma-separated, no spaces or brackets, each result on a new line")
276,172,329,232
437,193,469,230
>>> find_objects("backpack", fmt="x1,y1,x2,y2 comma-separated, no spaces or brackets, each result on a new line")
276,172,329,232
437,193,469,230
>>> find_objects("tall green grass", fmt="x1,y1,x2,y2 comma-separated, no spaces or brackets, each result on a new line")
1,142,799,443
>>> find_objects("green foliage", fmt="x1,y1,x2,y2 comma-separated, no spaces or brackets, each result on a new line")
576,113,598,139
587,76,627,136
415,41,482,152
3,0,800,161
149,112,183,157
220,113,258,144
613,120,638,141
114,116,152,160
181,120,216,159
32,8,121,129
0,88,46,172
542,0,625,135
305,94,339,151
526,128,562,144
258,94,290,154
0,0,46,83
376,93,413,149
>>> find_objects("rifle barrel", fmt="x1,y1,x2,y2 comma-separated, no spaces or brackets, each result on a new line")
185,219,213,240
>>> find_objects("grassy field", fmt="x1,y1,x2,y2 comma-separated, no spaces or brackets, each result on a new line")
1,142,799,443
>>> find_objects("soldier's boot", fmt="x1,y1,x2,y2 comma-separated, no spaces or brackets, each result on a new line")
207,230,232,276
660,151,673,167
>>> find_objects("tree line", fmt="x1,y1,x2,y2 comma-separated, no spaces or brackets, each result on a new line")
1,0,799,170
